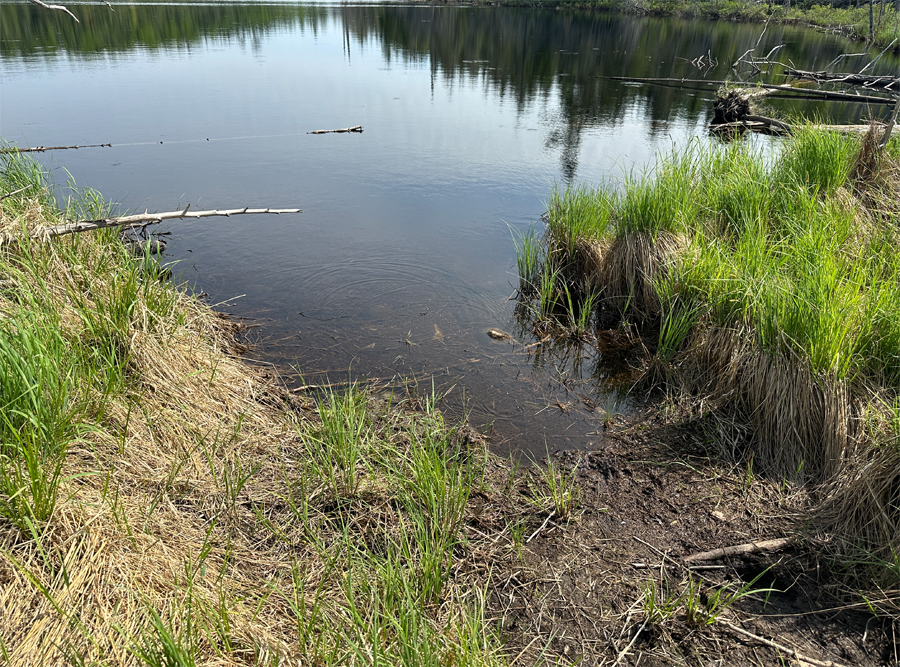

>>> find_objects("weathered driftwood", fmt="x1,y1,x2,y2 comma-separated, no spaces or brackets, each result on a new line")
32,206,302,239
0,143,112,154
784,68,900,91
879,98,900,150
307,125,363,135
683,537,793,564
604,76,896,106
27,0,78,22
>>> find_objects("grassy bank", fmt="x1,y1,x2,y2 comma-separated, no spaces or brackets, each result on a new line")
0,151,516,665
517,125,900,585
3,147,894,663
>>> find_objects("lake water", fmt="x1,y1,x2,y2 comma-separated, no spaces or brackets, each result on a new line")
2,1,894,456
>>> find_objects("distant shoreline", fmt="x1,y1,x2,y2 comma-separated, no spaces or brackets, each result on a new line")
442,0,900,53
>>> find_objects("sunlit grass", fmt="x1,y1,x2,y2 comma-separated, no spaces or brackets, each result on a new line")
518,125,900,587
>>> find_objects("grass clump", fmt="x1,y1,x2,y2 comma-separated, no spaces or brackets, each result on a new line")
517,123,900,588
0,150,506,667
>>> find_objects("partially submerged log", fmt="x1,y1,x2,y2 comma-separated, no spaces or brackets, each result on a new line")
0,143,112,154
784,68,900,92
711,88,792,135
602,77,896,106
710,88,879,137
307,125,363,135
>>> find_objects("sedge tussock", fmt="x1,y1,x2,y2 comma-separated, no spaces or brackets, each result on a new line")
518,128,900,588
598,230,686,323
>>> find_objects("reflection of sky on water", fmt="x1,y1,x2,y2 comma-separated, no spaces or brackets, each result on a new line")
1,4,892,455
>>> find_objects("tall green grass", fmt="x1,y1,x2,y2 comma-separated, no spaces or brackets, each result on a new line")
0,150,183,536
524,128,900,386
520,124,900,586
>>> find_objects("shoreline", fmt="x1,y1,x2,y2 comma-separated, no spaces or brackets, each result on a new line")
0,144,893,664
446,0,900,53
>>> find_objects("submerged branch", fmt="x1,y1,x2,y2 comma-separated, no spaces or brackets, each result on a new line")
33,206,302,239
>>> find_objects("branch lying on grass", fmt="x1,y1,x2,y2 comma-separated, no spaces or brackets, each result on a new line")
27,0,79,21
0,186,32,202
0,143,112,154
307,125,363,134
683,537,794,564
721,620,853,667
32,206,302,239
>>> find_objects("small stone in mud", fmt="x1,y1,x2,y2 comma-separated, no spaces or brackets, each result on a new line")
487,328,512,340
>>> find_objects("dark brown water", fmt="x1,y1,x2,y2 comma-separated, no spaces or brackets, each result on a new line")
2,1,895,456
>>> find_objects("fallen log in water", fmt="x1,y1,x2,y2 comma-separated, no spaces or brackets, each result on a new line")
603,76,896,106
307,125,363,134
0,143,112,154
29,205,302,240
784,68,900,91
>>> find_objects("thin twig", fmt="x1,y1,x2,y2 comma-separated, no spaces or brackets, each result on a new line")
0,186,31,202
526,511,555,544
614,617,648,665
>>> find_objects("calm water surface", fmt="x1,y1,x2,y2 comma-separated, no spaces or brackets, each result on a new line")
2,2,895,455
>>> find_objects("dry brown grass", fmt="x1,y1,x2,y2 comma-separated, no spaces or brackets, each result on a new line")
0,231,308,664
597,230,686,323
666,325,861,484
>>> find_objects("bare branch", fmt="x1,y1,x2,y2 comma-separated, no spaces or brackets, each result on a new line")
825,52,867,70
878,97,900,151
0,143,112,154
0,186,32,202
683,537,793,563
32,206,302,239
27,0,79,22
859,38,898,75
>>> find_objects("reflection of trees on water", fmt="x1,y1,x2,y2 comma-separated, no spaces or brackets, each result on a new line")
0,3,330,57
336,6,894,179
3,2,895,179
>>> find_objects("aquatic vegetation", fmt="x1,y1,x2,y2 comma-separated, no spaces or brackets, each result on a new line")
520,125,900,586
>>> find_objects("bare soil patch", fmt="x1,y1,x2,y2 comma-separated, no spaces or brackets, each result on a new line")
467,404,896,666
